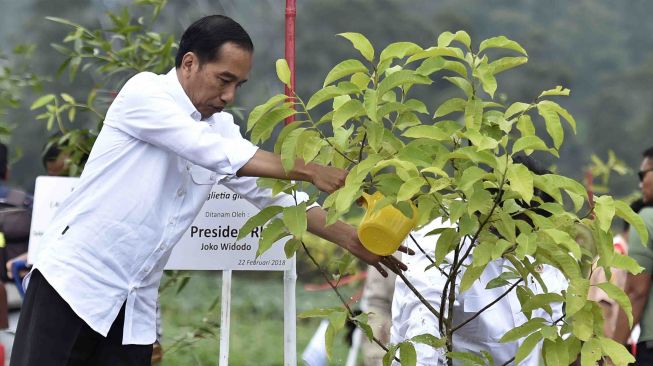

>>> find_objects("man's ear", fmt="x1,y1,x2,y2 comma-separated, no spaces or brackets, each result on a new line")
180,52,199,76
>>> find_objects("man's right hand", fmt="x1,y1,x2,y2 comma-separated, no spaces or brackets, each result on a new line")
306,163,347,194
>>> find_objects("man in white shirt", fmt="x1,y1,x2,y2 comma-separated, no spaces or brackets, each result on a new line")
390,155,567,365
10,15,405,366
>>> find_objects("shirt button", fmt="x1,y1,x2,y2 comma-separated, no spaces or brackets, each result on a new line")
210,173,216,180
143,266,151,273
177,188,185,197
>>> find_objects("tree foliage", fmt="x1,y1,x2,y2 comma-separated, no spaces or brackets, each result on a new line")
247,31,644,365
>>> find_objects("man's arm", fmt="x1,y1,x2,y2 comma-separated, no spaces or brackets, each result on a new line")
237,149,347,194
613,272,652,343
305,206,408,277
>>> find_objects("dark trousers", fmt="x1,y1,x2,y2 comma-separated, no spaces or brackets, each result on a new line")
10,270,152,366
636,341,653,365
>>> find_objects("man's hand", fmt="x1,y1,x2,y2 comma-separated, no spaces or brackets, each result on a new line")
306,163,347,194
306,207,412,277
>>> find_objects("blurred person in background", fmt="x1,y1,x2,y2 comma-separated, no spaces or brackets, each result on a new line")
614,146,653,364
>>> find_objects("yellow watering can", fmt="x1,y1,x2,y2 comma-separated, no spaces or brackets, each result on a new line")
357,192,419,256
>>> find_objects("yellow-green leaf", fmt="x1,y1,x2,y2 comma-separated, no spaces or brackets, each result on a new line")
323,59,368,87
282,202,307,238
238,205,283,240
594,195,615,233
275,59,291,87
338,32,375,62
479,35,527,56
507,162,534,202
615,200,649,246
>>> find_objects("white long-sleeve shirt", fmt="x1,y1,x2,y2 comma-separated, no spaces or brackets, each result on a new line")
32,68,306,345
391,221,568,365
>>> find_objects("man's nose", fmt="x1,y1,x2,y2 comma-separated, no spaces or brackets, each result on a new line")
221,85,237,104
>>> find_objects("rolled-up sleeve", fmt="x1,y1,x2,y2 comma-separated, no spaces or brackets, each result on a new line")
103,72,258,175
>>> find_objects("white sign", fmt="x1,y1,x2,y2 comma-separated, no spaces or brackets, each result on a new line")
28,176,290,271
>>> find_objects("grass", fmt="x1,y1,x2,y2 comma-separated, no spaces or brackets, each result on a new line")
159,270,364,366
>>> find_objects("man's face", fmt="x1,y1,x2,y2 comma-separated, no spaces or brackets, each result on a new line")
640,157,653,203
178,42,252,119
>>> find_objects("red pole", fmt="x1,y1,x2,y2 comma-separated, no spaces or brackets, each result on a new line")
284,0,296,125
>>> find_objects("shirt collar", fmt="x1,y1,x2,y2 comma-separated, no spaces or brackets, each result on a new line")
166,68,203,121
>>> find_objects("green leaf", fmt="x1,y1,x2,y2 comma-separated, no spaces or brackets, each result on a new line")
397,177,423,201
515,331,543,364
541,100,577,134
459,166,488,192
306,82,360,110
597,282,633,327
543,338,570,366
538,102,564,149
571,306,594,341
407,46,465,64
435,228,460,266
580,338,601,366
411,333,446,348
490,56,528,74
437,30,471,49
332,99,365,129
273,120,306,154
284,238,301,258
522,293,564,314
507,162,534,202
323,59,368,87
475,62,497,97
460,264,487,292
275,59,291,87
538,85,570,98
282,202,307,238
238,205,283,240
444,76,473,98
504,102,531,119
599,337,635,365
612,254,643,274
280,128,305,172
60,93,75,104
250,107,296,144
516,114,536,137
434,98,466,118
30,94,56,110
464,97,483,131
247,94,288,131
338,32,375,62
379,41,422,62
257,219,289,258
500,317,545,343
479,35,527,56
594,195,615,233
615,199,649,245
512,135,549,154
403,125,452,141
566,279,589,317
377,70,431,99
383,344,400,366
399,342,417,366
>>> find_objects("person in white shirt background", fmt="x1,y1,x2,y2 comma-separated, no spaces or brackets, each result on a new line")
10,15,408,366
390,155,568,365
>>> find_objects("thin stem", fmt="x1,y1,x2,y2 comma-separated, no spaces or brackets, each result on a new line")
300,241,401,364
394,267,440,319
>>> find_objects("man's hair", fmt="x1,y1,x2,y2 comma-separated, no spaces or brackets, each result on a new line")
41,142,61,169
175,15,254,68
643,146,653,160
0,143,7,180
